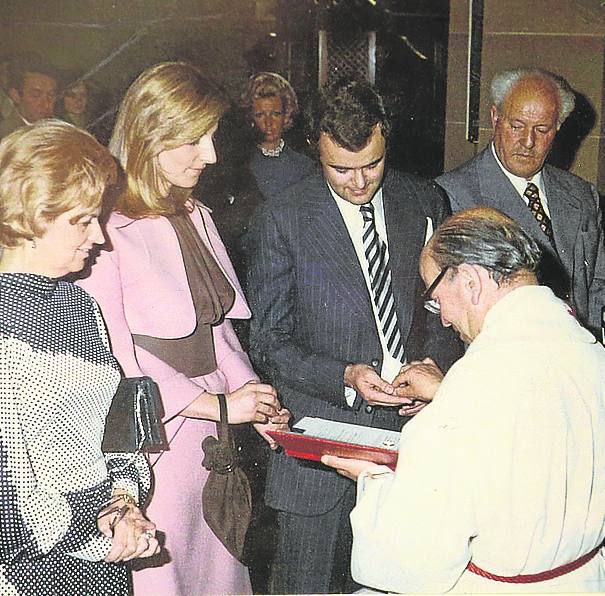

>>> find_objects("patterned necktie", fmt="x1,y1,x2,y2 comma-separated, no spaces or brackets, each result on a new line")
359,203,404,362
524,182,555,245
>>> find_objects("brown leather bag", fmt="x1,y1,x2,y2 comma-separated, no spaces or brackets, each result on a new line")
201,393,252,562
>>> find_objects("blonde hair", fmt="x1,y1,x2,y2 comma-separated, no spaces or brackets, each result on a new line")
239,71,299,130
109,61,228,218
0,119,116,248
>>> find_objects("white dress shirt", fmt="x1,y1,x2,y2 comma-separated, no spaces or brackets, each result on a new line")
329,185,405,406
491,143,550,216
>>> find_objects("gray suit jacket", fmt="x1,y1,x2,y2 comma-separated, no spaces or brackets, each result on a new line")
437,147,605,337
247,168,462,515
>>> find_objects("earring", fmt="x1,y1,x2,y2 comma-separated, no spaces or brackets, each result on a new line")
30,238,37,249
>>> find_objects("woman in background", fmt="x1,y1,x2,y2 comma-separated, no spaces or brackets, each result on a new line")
0,120,158,596
79,62,288,596
239,71,313,199
60,77,90,128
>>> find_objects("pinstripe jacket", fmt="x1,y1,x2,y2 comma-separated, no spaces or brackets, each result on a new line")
247,168,462,515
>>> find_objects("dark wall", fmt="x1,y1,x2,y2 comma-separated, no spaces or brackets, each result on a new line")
0,0,273,139
1,0,451,176
276,0,451,176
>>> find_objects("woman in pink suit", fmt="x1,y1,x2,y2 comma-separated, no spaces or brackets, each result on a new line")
78,62,288,596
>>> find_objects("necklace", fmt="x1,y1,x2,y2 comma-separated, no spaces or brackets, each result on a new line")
259,138,285,157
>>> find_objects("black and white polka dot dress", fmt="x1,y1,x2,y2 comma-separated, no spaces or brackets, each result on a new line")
0,273,151,596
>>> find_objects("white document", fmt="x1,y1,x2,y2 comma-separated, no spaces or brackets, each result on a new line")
293,417,400,450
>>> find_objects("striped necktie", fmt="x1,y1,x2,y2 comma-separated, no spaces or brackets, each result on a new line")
359,203,404,362
524,182,555,246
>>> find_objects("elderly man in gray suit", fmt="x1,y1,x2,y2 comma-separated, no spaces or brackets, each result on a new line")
437,68,605,338
247,80,462,594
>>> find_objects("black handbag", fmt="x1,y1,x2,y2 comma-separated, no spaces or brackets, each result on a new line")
201,393,252,562
102,376,168,453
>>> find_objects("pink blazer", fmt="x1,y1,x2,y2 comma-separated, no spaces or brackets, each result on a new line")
78,203,258,420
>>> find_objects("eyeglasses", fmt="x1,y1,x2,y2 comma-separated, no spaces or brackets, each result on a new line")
423,266,449,314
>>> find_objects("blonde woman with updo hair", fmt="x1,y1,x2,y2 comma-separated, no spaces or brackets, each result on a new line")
0,120,158,596
239,71,313,199
78,62,289,595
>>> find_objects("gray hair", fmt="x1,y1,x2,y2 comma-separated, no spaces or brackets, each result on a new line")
490,68,575,127
428,207,541,284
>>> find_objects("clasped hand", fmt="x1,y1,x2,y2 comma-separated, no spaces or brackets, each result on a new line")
344,363,414,409
392,357,443,415
345,359,443,416
97,496,159,562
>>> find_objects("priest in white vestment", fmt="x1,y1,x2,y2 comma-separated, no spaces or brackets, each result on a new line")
323,206,605,593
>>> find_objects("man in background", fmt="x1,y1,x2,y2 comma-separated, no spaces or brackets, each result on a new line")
0,56,58,139
437,68,605,337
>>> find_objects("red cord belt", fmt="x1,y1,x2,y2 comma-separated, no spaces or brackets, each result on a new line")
467,544,601,584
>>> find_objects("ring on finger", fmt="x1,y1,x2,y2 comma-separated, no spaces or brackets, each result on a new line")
141,529,154,540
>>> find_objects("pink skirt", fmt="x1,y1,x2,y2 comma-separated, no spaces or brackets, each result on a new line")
132,374,252,596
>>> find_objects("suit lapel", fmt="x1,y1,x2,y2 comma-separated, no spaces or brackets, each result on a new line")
477,148,547,239
476,149,576,299
542,165,581,273
478,149,580,264
304,175,375,323
383,172,425,342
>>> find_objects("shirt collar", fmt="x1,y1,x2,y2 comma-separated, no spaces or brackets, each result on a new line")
327,183,385,221
491,142,544,198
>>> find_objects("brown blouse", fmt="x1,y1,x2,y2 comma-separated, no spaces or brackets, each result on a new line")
133,208,235,378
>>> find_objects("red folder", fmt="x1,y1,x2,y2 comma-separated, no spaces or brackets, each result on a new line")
266,429,398,470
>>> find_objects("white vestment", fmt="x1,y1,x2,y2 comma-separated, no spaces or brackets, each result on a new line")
351,286,605,593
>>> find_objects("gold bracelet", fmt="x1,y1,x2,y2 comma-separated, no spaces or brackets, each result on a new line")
114,492,137,507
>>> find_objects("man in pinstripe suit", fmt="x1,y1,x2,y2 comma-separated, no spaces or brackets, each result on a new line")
247,80,462,594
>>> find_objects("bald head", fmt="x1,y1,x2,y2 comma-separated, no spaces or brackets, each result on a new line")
490,75,563,179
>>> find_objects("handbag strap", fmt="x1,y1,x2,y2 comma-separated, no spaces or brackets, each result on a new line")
216,393,230,444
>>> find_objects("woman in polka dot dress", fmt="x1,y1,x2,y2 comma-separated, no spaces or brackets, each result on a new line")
0,121,159,595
